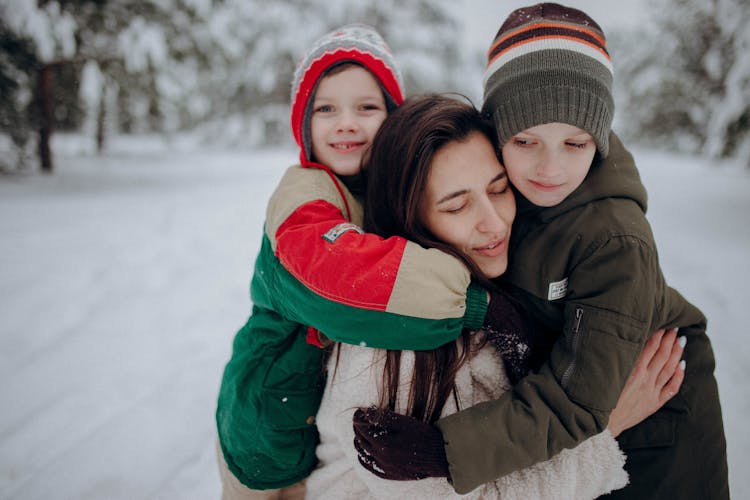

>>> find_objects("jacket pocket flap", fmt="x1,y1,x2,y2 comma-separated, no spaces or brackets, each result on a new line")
262,387,322,431
618,414,675,450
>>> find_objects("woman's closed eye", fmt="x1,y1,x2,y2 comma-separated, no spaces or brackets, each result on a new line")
488,179,509,195
442,201,468,214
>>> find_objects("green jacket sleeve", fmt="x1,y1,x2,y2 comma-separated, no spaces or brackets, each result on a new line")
255,233,487,350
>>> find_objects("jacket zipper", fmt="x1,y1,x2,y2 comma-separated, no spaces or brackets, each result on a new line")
561,307,584,388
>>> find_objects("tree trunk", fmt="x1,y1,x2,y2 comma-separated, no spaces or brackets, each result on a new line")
96,82,106,153
38,64,54,173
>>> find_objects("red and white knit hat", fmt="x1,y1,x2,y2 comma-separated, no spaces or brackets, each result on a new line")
290,24,405,164
482,3,614,156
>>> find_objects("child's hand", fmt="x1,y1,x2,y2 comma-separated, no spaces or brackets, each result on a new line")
607,328,685,437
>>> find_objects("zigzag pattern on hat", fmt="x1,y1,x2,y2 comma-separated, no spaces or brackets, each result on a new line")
289,24,404,163
291,24,403,104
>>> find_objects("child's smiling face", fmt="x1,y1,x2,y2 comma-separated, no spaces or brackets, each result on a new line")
310,66,387,176
501,123,597,207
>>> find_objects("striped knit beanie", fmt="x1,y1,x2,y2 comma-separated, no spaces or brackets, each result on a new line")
291,24,405,164
482,3,614,157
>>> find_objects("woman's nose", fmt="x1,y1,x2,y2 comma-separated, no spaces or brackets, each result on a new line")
477,198,507,234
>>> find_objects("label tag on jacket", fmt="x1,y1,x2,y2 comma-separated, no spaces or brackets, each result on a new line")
548,277,569,301
322,222,364,243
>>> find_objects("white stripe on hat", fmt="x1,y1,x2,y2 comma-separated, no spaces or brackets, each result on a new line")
483,38,614,87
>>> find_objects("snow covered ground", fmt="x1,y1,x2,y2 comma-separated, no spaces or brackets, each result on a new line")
1,137,748,499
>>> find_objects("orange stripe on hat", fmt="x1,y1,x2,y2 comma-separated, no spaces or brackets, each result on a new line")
489,21,606,54
487,34,611,67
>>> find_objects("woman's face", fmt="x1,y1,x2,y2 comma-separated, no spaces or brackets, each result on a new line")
419,132,516,279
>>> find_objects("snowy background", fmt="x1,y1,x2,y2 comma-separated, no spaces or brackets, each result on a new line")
1,136,748,500
2,0,749,499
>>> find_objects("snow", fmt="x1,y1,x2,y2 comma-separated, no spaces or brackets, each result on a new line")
1,136,748,499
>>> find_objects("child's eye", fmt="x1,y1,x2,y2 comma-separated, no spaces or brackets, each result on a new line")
566,142,588,149
360,103,383,111
512,138,534,147
315,105,334,113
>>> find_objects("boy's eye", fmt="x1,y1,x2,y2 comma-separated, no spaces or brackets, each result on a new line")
315,104,334,113
512,138,534,147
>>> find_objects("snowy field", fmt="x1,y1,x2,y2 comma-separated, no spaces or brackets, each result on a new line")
1,137,748,499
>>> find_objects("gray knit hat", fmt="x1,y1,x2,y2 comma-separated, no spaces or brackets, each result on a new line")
482,3,614,157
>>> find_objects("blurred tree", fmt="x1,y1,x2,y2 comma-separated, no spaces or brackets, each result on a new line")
1,0,467,171
1,0,211,170
613,0,750,166
1,1,76,172
192,0,467,148
0,20,38,171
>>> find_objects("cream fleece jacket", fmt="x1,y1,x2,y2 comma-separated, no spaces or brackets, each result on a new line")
305,331,628,499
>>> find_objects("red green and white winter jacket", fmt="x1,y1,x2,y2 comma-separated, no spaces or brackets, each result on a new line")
216,163,487,490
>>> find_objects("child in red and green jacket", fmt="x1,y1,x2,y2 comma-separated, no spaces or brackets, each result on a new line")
215,24,489,496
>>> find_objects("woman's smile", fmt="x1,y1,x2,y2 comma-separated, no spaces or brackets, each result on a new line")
475,238,507,258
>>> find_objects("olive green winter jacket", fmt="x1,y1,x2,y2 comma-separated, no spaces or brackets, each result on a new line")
436,133,727,498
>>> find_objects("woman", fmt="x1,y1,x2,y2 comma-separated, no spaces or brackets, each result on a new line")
304,95,684,499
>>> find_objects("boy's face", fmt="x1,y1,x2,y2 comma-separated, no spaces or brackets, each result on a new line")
501,123,596,207
310,66,387,176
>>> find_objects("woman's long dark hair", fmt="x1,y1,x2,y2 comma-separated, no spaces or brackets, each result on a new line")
362,94,500,423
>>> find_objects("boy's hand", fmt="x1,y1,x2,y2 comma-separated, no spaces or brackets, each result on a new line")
353,406,449,480
608,328,686,437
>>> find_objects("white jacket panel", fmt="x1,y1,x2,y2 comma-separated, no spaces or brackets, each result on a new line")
305,333,628,499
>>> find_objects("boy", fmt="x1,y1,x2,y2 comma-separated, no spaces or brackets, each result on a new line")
215,24,488,498
352,4,729,499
